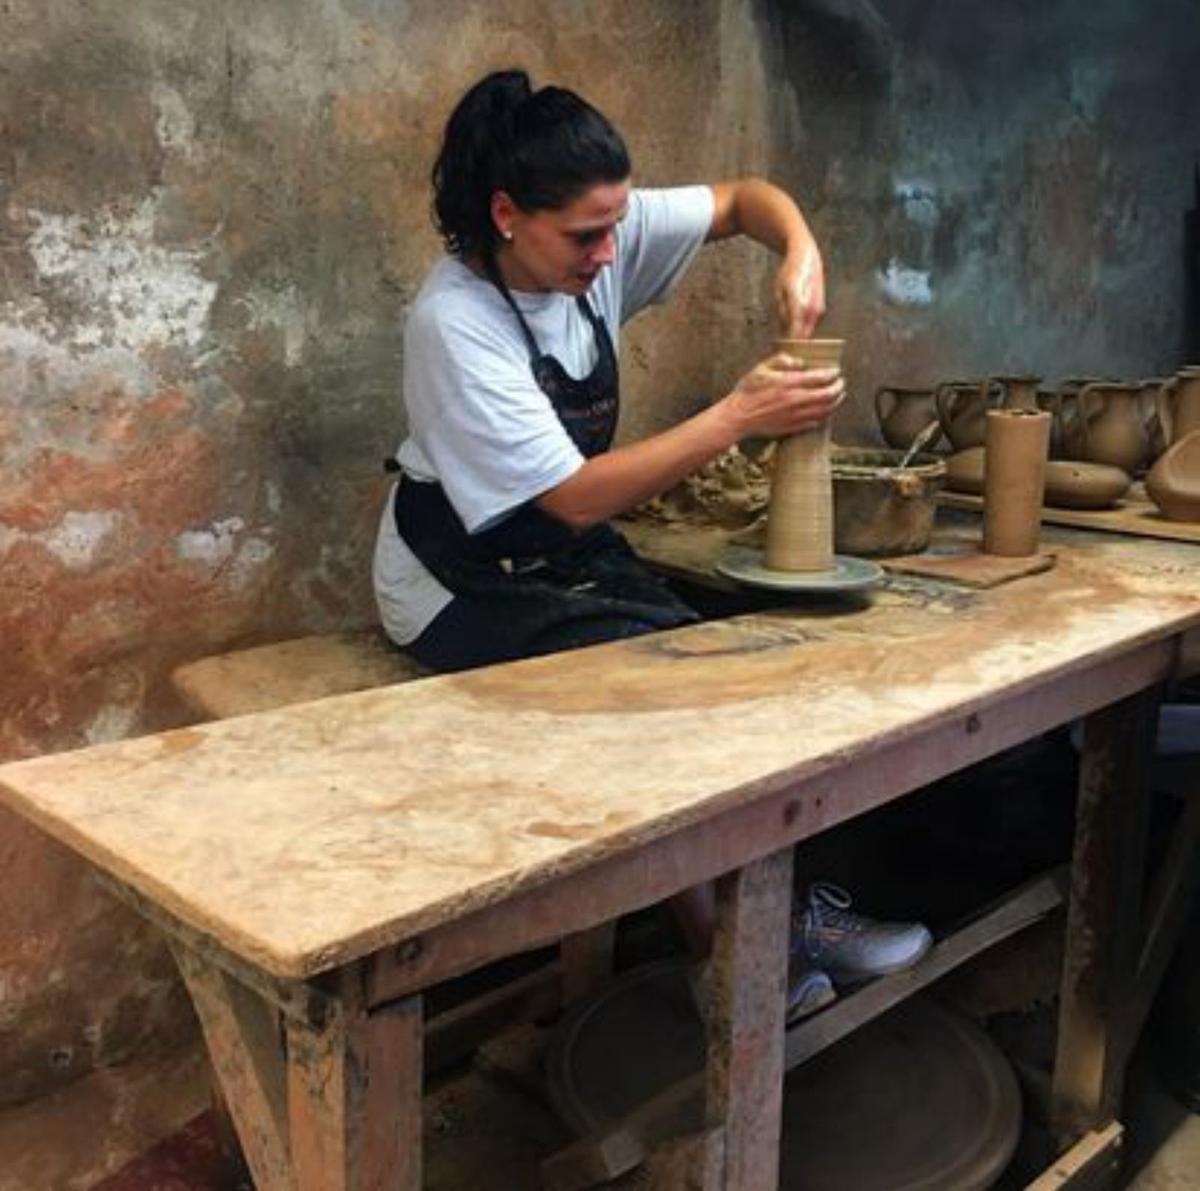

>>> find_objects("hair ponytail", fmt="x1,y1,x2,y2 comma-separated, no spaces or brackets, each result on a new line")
432,69,630,261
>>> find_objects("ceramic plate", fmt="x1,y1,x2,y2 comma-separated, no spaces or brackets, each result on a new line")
715,546,884,593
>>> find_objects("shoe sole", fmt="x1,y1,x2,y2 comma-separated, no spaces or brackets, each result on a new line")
825,934,934,985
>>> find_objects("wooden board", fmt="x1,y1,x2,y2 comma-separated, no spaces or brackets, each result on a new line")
939,488,1200,544
1,538,1198,981
880,546,1055,588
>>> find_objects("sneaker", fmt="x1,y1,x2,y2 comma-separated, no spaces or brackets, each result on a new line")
787,963,837,1023
794,882,932,984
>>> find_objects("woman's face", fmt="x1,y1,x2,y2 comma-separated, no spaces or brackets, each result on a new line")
494,179,631,296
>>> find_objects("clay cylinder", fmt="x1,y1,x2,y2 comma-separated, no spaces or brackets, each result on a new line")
765,338,844,572
982,409,1052,557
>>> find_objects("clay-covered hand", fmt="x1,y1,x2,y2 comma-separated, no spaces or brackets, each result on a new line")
775,241,826,338
722,354,844,440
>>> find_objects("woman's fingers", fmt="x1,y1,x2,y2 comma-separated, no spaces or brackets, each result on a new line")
775,248,827,338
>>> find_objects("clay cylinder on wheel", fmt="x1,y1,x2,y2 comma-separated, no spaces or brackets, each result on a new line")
766,338,844,572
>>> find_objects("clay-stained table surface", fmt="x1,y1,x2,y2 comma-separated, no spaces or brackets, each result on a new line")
0,523,1197,983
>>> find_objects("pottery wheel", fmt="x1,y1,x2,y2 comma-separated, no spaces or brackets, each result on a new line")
716,545,884,593
545,960,1021,1191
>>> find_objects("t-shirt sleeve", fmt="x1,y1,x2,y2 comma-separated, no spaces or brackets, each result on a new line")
616,186,715,320
403,305,584,534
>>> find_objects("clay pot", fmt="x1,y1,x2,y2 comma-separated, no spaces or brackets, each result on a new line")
1077,382,1154,474
1158,371,1200,448
1146,429,1200,521
1042,461,1132,509
935,381,1001,452
945,447,986,495
992,374,1042,412
1036,389,1068,458
831,448,946,556
875,386,943,451
1053,377,1107,460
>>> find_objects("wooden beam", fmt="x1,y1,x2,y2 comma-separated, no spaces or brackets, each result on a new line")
560,922,617,1004
1052,687,1159,1141
705,848,793,1191
1025,1122,1123,1190
286,980,423,1191
170,944,294,1191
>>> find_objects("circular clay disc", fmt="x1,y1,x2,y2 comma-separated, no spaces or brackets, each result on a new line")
544,960,1021,1191
715,545,884,593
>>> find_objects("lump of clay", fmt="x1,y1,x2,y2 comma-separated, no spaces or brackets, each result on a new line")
1146,429,1200,521
635,445,772,528
1042,461,1131,509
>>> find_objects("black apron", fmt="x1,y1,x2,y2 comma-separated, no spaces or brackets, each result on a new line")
393,277,697,672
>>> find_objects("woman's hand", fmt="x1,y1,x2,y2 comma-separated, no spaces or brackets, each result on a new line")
719,353,844,440
775,241,826,338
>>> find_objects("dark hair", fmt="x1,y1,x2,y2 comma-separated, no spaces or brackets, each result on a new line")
432,69,631,261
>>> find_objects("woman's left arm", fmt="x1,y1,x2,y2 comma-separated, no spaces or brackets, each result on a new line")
708,179,826,338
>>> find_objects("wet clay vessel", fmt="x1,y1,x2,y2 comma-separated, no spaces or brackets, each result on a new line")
1052,376,1108,460
831,448,946,556
1146,429,1200,521
766,338,843,571
1077,382,1153,474
936,381,1000,452
875,387,943,451
1158,371,1200,447
983,409,1051,557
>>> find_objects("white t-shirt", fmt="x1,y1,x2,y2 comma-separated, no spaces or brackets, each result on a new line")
373,185,715,645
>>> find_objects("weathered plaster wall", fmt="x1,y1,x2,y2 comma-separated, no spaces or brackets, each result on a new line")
752,0,1200,444
0,0,776,1105
2,0,1198,1110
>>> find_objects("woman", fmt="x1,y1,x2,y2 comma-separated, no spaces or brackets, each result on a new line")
371,72,934,1020
373,68,842,673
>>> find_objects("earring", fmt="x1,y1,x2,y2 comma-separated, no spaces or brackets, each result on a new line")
501,230,513,242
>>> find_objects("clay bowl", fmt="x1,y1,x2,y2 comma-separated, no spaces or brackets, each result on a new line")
831,447,945,556
1042,460,1131,509
1146,429,1200,521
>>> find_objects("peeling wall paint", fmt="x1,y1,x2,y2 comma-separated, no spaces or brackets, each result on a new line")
22,199,218,352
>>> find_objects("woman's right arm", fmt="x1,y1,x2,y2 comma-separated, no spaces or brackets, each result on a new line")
536,356,843,531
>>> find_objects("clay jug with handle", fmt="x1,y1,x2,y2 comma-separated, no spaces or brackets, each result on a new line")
874,386,943,451
1077,382,1153,475
935,380,1000,451
1158,370,1200,447
1053,376,1106,460
1036,389,1070,459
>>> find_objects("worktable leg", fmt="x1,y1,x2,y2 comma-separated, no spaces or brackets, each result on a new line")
1052,685,1159,1142
703,846,794,1190
287,990,423,1191
170,946,292,1191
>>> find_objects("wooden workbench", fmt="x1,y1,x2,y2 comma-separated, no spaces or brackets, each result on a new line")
1,522,1198,1189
